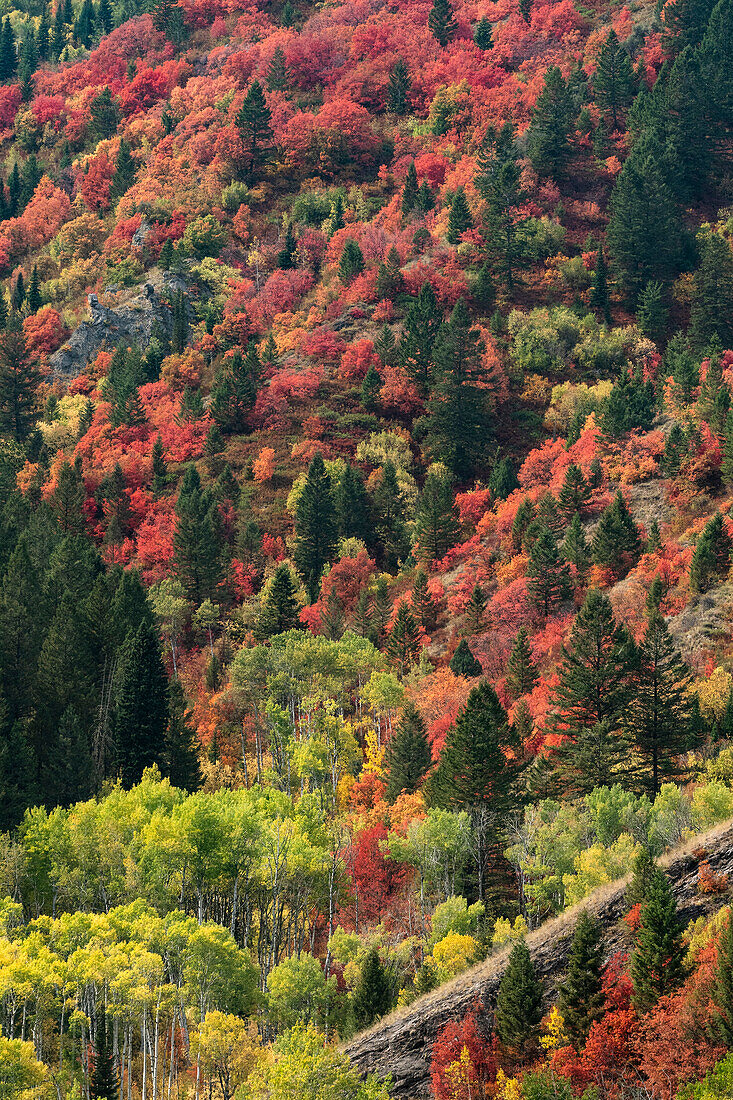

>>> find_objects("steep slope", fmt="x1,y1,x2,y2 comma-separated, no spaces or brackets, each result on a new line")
345,818,733,1097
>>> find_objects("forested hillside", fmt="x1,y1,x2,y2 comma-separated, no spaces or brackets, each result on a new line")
3,0,733,1093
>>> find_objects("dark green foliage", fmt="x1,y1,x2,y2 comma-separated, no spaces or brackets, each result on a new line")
662,421,688,475
0,721,36,830
386,602,421,676
210,345,260,433
335,463,370,543
428,0,457,46
0,323,41,441
473,261,495,313
260,564,301,637
97,0,113,34
506,627,538,698
354,587,373,638
414,468,459,562
489,456,518,500
236,80,274,181
495,940,544,1050
110,138,137,201
527,525,571,617
151,435,169,496
411,568,437,632
446,186,473,244
321,588,345,640
637,281,668,343
601,369,656,437
293,452,338,602
385,701,431,801
171,290,188,353
690,232,733,350
90,1012,119,1100
387,58,410,113
174,465,225,602
27,266,42,314
164,677,202,792
558,463,591,521
266,46,289,91
351,947,392,1027
339,238,365,282
372,460,408,569
52,460,85,533
630,866,686,1013
527,66,573,177
563,513,590,584
465,583,486,634
592,490,642,577
711,911,733,1046
511,497,535,552
476,123,526,288
113,621,169,788
593,30,635,130
401,162,419,215
361,364,382,411
557,913,605,1048
589,247,611,324
424,298,493,481
400,282,442,392
450,639,483,678
626,611,698,797
11,271,24,312
89,86,120,140
473,16,493,48
0,18,16,82
626,845,657,908
277,222,297,269
690,512,732,593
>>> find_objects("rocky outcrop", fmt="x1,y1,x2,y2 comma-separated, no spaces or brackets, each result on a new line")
50,269,189,376
345,820,733,1097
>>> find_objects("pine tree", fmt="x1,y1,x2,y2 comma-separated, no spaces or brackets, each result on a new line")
637,281,668,343
506,627,538,698
425,298,493,481
558,463,591,522
281,0,295,25
690,512,732,593
387,57,410,113
294,452,338,602
351,947,392,1027
626,845,657,908
260,563,301,637
527,526,571,617
151,435,169,496
0,19,16,82
339,238,365,282
89,86,120,140
113,621,169,787
495,940,544,1051
97,0,113,34
326,193,345,236
450,638,483,678
563,512,590,584
557,913,605,1049
372,460,408,570
174,465,224,602
476,122,526,289
711,910,733,1046
209,345,260,433
592,490,642,578
626,611,698,797
401,161,419,215
12,271,24,312
593,29,635,131
236,80,274,182
690,231,733,350
0,720,36,830
372,575,391,644
527,66,573,177
266,45,289,91
353,587,373,639
27,265,41,313
473,16,493,48
335,463,370,543
164,676,202,792
0,322,40,441
411,568,437,632
399,282,442,392
385,701,431,801
446,186,473,244
90,1012,119,1100
630,866,685,1013
386,602,421,676
110,138,136,201
52,3,66,59
428,0,457,46
52,460,85,533
414,468,459,562
465,583,486,634
361,363,382,411
590,247,611,324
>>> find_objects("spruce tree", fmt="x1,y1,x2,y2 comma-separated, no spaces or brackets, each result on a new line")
266,45,289,91
527,525,571,617
174,465,224,602
151,435,169,496
626,845,657,909
465,583,486,634
401,162,419,215
372,460,408,569
690,231,733,351
335,463,370,543
339,238,365,282
110,138,136,200
592,490,642,578
113,621,169,788
209,344,260,434
593,29,635,131
428,0,457,46
260,563,301,637
385,701,431,801
557,912,605,1049
589,247,611,324
372,575,391,644
386,602,421,677
558,463,591,522
473,16,493,48
0,322,40,441
399,282,442,392
450,638,482,677
277,221,297,269
387,58,410,113
0,720,36,830
294,452,338,602
89,86,120,140
637,281,668,343
411,568,437,632
476,122,526,288
527,66,573,177
488,456,518,500
630,866,685,1013
351,947,392,1027
473,261,495,313
689,512,731,593
414,468,459,562
164,677,202,792
0,18,16,81
236,80,274,182
52,460,85,533
711,910,733,1046
97,0,113,34
446,186,473,244
563,512,590,584
27,265,41,313
90,1012,119,1100
495,940,544,1051
361,363,382,411
506,627,538,698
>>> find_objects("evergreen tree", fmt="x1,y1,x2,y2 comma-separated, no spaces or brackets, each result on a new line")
321,588,345,640
74,0,95,47
558,463,591,522
171,290,188,353
476,123,526,288
446,186,473,244
473,261,495,313
351,947,392,1027
266,45,289,91
37,5,51,60
353,586,373,639
511,497,535,552
626,845,658,909
557,913,605,1049
411,567,437,631
450,638,483,677
174,465,224,602
592,490,642,577
563,512,590,584
386,602,421,676
339,238,365,282
387,58,410,113
294,452,338,602
51,706,92,807
637,281,668,343
401,161,419,215
52,3,66,59
260,564,300,637
711,910,733,1047
89,86,120,139
593,29,635,130
385,701,431,801
527,525,571,617
506,627,538,698
0,18,16,81
488,456,518,500
110,138,136,200
151,435,169,496
97,0,113,34
428,0,457,45
52,459,85,533
414,468,459,562
527,66,573,176
495,940,544,1051
399,282,442,392
690,231,733,350
630,866,685,1013
27,265,41,313
424,298,493,481
277,221,297,269
12,271,24,312
473,16,493,48
0,719,35,830
335,463,370,543
164,677,202,792
113,621,169,787
90,1012,119,1100
236,80,274,182
209,345,260,433
0,322,40,441
372,460,408,569
372,574,391,643
590,247,611,324
361,364,382,411
465,583,486,634
626,611,698,797
690,511,732,593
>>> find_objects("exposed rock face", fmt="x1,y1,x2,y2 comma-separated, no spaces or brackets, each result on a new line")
345,820,733,1097
50,270,189,376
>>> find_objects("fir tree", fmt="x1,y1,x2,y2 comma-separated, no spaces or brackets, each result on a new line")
171,290,188,353
690,231,733,350
626,845,658,908
593,29,635,131
527,66,573,177
558,463,591,522
400,282,442,392
690,512,732,593
637,281,668,343
372,460,408,569
630,866,685,1013
414,468,459,562
339,238,365,282
293,452,338,602
113,621,169,788
361,364,382,411
281,0,295,25
236,80,274,182
51,3,66,59
351,947,392,1027
557,913,605,1049
266,45,289,91
446,186,473,244
473,261,495,313
476,122,526,288
511,497,535,552
563,512,590,584
97,0,113,34
0,322,40,441
495,940,544,1051
411,567,437,632
372,575,391,643
260,564,300,637
473,16,493,48
52,460,85,533
90,1011,119,1100
11,271,24,312
89,86,120,139
387,57,410,113
506,627,538,698
465,583,486,634
321,588,344,641
386,602,421,676
174,465,224,602
711,910,733,1046
151,435,169,496
592,490,642,578
385,701,431,801
335,463,370,543
27,265,41,313
277,222,297,269
401,161,419,215
110,138,136,201
353,586,373,639
164,677,202,792
527,525,571,617
0,18,15,81
428,0,457,46
590,247,611,324
488,456,518,500
450,638,483,678
209,345,260,433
